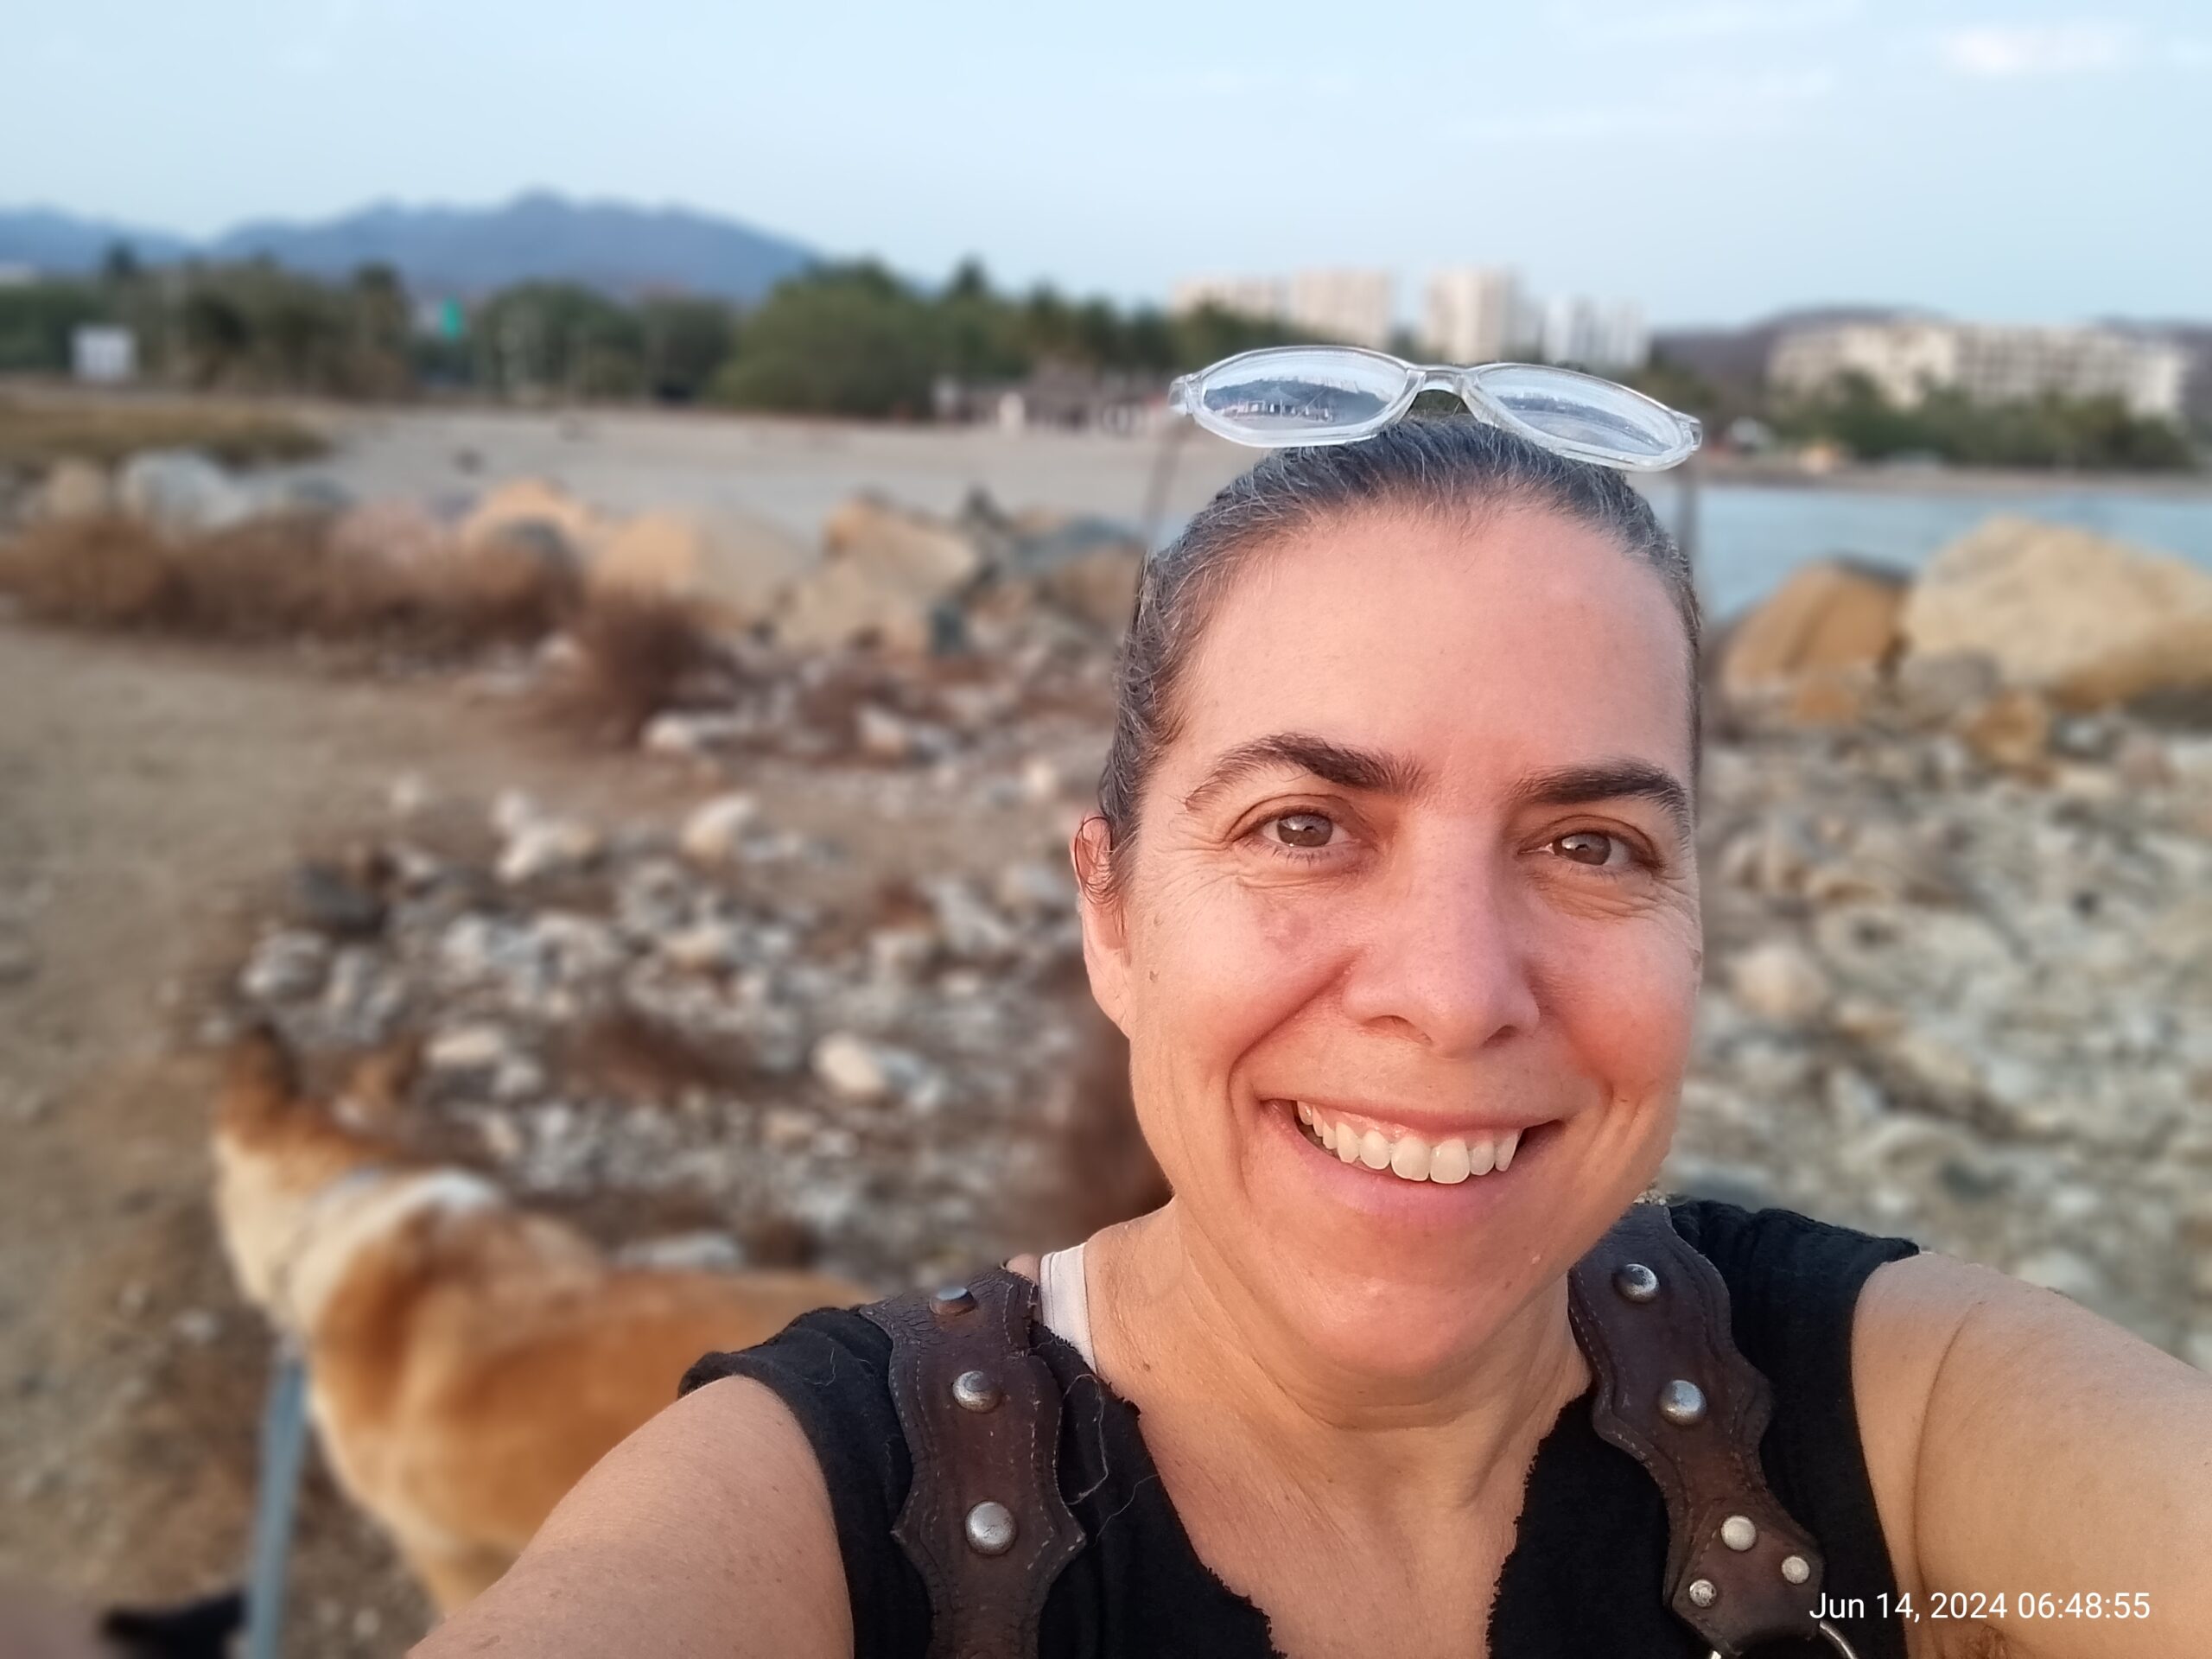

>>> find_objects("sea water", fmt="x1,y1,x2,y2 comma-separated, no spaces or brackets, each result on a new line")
1650,480,2212,619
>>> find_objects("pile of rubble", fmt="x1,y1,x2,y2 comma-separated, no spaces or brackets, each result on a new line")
232,774,1157,1292
9,448,1145,662
1678,713,2212,1364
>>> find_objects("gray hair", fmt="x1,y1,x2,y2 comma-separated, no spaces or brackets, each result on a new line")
1090,417,1702,902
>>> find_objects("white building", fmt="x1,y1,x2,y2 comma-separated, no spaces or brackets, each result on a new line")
1538,296,1649,372
71,325,137,383
1168,275,1289,324
1770,321,2190,420
1285,269,1396,349
1424,267,1539,363
1423,268,1644,369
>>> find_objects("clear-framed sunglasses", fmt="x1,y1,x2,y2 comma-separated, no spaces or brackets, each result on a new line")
1167,345,1702,472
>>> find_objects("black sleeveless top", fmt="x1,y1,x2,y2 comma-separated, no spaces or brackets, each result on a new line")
681,1200,1920,1658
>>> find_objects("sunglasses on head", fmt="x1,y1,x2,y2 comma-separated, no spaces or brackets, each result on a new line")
1168,345,1702,472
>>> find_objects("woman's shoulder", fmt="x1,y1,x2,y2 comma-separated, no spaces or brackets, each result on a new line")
686,1301,939,1654
1662,1195,1921,1359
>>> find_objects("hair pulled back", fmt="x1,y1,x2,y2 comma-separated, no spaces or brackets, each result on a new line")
1091,417,1702,901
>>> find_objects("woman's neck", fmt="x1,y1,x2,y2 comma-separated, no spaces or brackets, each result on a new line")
1087,1199,1590,1523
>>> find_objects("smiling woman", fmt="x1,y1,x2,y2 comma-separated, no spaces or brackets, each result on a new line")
416,416,2212,1659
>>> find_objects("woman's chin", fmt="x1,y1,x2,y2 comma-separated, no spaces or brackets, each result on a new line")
1214,1096,1645,1381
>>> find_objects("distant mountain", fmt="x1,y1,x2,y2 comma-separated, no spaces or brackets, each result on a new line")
0,206,191,272
0,192,817,303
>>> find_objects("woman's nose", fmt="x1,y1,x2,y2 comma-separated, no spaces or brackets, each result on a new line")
1334,850,1542,1056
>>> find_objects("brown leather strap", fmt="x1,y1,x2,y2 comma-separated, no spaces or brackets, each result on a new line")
861,1270,1084,1659
1568,1199,1832,1656
871,1209,1835,1659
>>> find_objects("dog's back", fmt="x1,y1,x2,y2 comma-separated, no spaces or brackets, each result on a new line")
209,1029,869,1610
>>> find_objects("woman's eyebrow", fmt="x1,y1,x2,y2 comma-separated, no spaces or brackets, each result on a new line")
1180,733,1432,815
1505,761,1694,840
1180,738,1692,839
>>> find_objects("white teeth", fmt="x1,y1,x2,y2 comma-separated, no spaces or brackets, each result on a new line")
1293,1108,1535,1185
1389,1135,1432,1180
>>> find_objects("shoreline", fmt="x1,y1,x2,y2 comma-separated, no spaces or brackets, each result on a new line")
1688,454,2212,499
10,379,2209,504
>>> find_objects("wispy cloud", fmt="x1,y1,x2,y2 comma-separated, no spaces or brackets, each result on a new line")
1561,0,1861,45
1441,69,1835,144
1935,22,2135,79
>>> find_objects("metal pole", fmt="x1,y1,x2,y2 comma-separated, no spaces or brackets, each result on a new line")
244,1345,312,1659
1140,419,1190,555
1675,454,1701,575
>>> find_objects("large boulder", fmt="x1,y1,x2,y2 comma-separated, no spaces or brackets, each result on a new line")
995,507,1146,633
776,556,950,653
252,474,353,519
118,449,253,539
1034,541,1143,634
327,499,452,568
460,479,601,573
822,494,987,594
36,456,113,522
589,509,810,625
776,495,984,652
1719,557,1909,702
1901,517,2212,709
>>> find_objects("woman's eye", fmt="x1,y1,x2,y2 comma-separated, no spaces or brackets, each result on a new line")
1550,830,1637,869
1262,810,1338,850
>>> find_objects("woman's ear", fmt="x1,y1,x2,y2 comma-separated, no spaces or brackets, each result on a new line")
1070,815,1132,1034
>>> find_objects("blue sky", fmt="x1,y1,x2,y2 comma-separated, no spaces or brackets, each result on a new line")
4,0,2204,326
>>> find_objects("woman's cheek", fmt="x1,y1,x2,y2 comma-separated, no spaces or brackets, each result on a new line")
1554,926,1701,1100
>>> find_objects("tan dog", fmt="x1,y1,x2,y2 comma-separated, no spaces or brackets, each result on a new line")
212,1030,869,1611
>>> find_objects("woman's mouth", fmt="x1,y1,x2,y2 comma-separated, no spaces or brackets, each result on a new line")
1270,1098,1541,1185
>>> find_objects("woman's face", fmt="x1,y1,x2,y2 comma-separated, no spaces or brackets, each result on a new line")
1075,503,1703,1380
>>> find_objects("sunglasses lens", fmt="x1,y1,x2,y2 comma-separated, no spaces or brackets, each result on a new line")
1189,349,1410,443
1474,365,1695,466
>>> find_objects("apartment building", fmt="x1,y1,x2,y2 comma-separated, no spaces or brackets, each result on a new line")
1424,267,1535,363
1284,269,1396,349
1168,275,1290,324
1770,321,2190,420
1171,269,1395,349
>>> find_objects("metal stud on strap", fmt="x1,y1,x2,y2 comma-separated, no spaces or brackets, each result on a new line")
1567,1203,1834,1657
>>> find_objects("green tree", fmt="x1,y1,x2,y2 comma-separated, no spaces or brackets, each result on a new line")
1775,373,2197,473
709,265,939,417
637,296,736,403
473,283,645,399
0,280,110,373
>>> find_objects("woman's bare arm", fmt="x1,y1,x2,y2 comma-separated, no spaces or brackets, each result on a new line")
1854,1251,2212,1659
410,1376,850,1658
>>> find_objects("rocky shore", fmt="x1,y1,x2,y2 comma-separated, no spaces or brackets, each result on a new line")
199,488,2212,1370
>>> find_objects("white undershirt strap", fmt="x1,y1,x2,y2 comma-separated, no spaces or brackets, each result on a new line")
1035,1240,1096,1370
